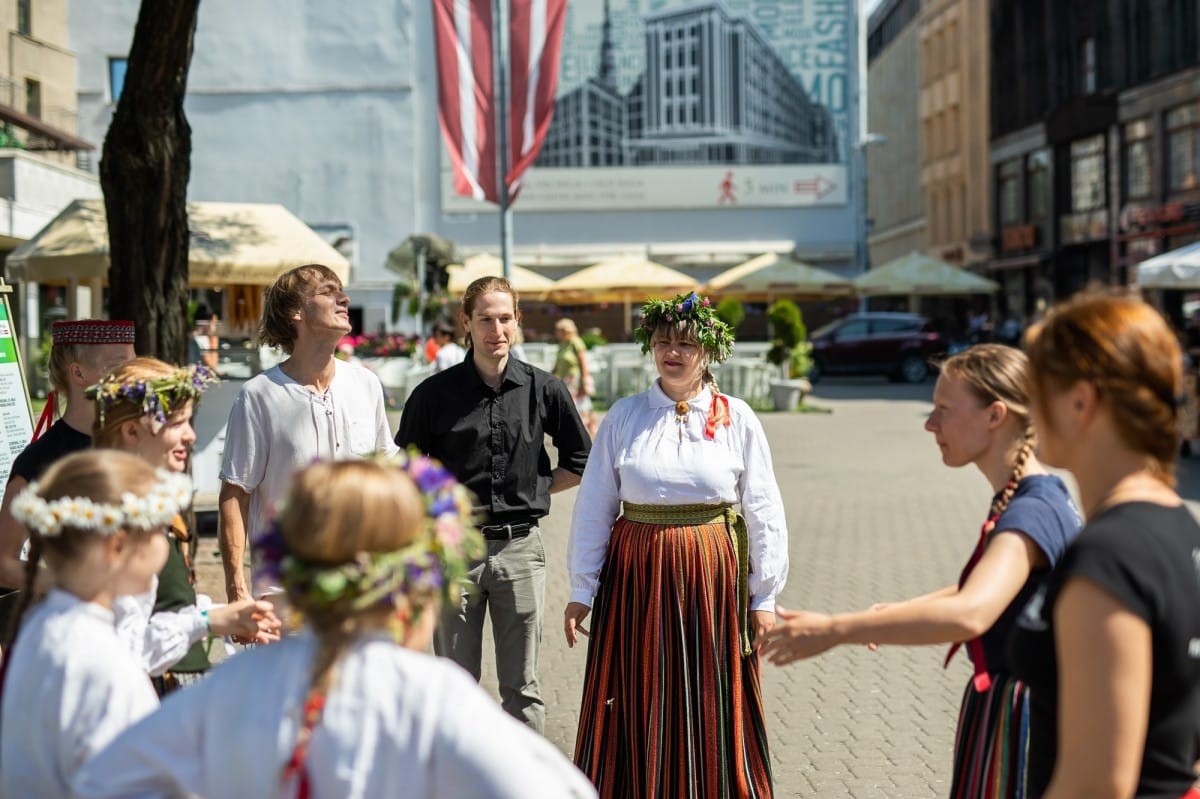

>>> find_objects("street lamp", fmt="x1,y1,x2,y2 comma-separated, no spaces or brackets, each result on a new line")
856,133,887,310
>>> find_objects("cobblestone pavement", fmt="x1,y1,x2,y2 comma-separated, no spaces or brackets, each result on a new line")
194,377,1200,798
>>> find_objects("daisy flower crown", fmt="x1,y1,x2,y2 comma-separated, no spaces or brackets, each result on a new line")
634,291,735,363
253,450,484,612
86,364,219,430
10,470,193,538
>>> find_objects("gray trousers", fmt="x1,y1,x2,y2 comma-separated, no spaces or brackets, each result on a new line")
435,526,546,733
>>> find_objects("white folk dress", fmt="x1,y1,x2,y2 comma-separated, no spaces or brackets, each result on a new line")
73,630,597,799
0,589,158,798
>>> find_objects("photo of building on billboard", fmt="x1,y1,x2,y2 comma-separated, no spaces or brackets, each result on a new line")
442,0,852,213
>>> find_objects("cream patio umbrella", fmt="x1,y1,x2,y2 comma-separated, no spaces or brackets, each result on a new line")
544,255,700,334
5,199,351,287
854,251,999,296
705,252,855,300
445,253,555,298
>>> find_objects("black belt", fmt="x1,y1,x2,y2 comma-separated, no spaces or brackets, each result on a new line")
480,520,537,540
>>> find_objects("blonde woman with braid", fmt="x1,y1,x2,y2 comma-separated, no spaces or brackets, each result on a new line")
761,344,1081,799
0,450,190,796
74,456,597,799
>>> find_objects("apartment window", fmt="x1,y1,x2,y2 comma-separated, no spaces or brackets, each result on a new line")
1070,135,1106,212
16,0,30,35
998,158,1023,225
1124,118,1153,199
109,57,129,103
1081,38,1096,94
1167,103,1200,192
24,78,40,119
1027,149,1051,220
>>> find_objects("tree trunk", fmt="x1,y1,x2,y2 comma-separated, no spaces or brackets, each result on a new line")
100,0,200,362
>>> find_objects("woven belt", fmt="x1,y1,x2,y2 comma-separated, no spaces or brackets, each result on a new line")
480,520,536,540
622,502,752,656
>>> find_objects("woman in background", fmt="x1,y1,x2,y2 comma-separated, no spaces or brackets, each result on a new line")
553,318,597,437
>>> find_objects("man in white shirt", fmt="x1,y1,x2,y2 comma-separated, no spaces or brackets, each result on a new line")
218,264,396,603
431,320,466,373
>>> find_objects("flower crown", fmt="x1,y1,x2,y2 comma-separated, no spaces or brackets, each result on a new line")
10,470,193,538
634,292,735,363
86,364,219,429
253,450,483,613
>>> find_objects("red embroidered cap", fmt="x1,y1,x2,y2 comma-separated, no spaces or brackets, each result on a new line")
50,319,136,346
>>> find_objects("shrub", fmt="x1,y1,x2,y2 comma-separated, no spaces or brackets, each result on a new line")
581,331,607,350
715,298,745,332
766,300,812,379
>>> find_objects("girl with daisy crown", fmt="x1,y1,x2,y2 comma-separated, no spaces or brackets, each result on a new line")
0,450,190,796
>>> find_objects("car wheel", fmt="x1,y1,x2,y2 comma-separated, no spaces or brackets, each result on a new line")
899,355,928,383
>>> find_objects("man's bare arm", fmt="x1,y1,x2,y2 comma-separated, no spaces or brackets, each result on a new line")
550,468,581,494
218,481,252,602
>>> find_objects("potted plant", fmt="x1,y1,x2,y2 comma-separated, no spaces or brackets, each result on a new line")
765,299,812,411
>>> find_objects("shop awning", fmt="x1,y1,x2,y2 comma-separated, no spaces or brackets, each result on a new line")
6,199,350,287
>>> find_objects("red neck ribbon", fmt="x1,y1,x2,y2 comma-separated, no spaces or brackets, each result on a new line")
705,393,730,439
943,513,1000,693
31,391,56,442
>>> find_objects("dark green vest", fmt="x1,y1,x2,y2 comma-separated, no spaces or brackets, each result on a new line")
153,523,210,673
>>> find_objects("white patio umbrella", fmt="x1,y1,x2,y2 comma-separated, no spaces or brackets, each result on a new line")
854,251,998,296
545,255,699,334
1134,241,1200,288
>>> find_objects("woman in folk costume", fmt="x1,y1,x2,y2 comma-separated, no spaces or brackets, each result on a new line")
0,450,191,796
0,320,135,640
73,455,598,799
760,344,1081,799
89,357,280,694
564,292,788,798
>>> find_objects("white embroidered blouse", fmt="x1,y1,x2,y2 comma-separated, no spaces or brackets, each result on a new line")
567,381,789,611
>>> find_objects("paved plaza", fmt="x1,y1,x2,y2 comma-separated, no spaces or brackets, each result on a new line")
195,378,1200,798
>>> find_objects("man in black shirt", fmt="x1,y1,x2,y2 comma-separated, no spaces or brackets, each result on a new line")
396,276,590,732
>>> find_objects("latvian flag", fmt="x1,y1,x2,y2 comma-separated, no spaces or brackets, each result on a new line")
432,0,567,204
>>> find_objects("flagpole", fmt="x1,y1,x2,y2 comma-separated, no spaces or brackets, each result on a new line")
493,0,513,281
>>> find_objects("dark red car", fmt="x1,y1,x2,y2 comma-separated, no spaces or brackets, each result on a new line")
807,312,946,383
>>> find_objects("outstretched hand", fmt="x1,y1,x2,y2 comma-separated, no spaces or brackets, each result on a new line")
563,602,591,648
758,605,841,666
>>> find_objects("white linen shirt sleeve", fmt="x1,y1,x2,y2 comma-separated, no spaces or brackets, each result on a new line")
112,582,208,677
566,402,625,607
218,386,266,491
731,400,789,611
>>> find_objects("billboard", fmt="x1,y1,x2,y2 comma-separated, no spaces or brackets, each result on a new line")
442,0,852,213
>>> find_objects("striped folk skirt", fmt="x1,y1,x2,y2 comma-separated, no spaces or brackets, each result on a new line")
949,672,1031,799
573,513,773,799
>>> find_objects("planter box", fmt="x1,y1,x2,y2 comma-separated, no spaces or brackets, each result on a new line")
768,379,811,412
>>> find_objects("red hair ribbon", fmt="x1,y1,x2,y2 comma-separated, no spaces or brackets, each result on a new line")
705,393,730,439
31,391,56,442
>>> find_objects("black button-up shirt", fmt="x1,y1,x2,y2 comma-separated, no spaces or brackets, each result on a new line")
395,352,591,523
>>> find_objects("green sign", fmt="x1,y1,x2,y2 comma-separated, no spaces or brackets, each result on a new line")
0,294,34,487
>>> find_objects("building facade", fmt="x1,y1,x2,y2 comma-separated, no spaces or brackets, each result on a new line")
989,0,1200,320
69,0,862,335
919,0,991,270
866,0,925,269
